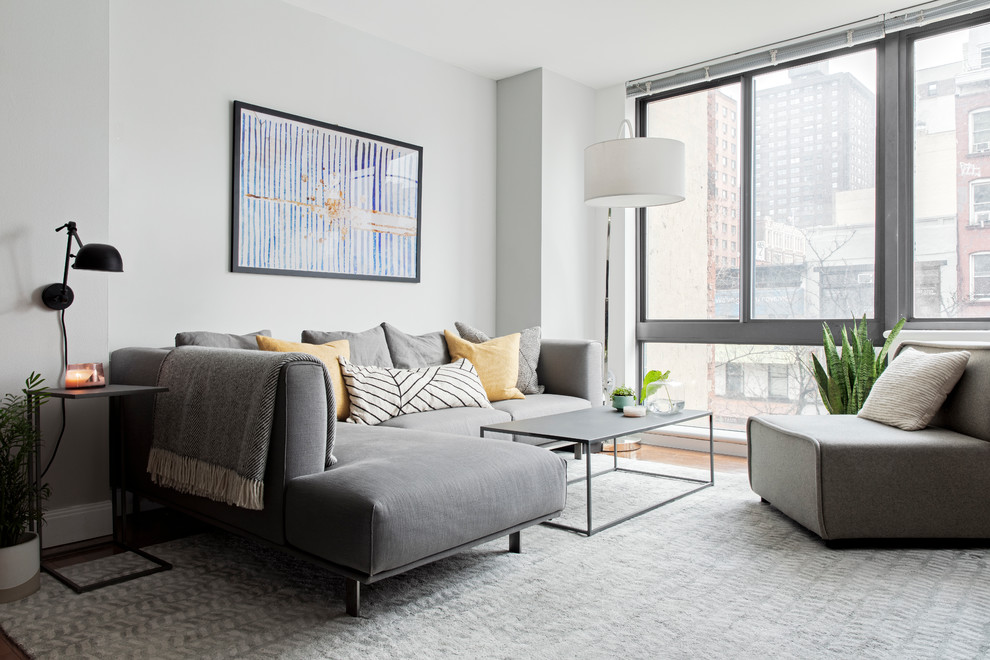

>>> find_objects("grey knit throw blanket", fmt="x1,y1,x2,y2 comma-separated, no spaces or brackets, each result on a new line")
149,346,337,510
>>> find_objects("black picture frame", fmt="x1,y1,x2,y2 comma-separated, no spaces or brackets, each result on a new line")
231,101,423,283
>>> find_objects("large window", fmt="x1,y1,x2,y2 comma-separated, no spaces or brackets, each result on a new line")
915,22,990,318
644,83,741,321
638,11,990,434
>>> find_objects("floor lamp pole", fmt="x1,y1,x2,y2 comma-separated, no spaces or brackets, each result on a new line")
603,207,612,404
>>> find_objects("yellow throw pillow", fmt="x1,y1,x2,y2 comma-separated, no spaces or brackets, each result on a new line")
444,330,524,401
256,336,350,420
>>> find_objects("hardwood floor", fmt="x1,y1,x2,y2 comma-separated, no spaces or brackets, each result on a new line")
0,446,746,657
596,443,749,474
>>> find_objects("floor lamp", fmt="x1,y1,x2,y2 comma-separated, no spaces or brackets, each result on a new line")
584,120,686,403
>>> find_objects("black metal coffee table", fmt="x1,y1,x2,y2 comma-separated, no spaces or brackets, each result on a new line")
481,406,714,536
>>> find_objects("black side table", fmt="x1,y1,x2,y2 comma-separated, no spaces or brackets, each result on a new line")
29,384,171,593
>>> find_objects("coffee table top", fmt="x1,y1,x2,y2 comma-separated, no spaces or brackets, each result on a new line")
480,406,711,444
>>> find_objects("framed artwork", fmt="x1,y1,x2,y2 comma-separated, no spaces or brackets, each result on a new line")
231,101,423,282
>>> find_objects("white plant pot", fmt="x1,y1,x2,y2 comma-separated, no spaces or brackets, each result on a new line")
0,532,41,603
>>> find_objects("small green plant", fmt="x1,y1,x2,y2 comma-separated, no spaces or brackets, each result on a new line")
810,316,905,415
610,385,635,400
0,373,50,548
640,369,670,404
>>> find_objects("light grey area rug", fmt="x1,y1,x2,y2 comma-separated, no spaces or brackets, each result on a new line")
3,456,990,659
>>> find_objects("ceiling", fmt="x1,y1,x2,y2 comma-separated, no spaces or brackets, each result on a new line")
282,0,906,90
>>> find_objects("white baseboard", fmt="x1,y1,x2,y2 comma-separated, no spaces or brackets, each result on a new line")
42,501,112,549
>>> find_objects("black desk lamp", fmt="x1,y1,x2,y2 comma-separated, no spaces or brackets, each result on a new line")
42,221,123,310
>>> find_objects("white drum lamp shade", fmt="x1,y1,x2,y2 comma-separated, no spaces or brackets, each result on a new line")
584,137,685,208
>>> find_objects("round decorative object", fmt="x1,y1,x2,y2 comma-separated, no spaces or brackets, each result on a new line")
643,380,685,415
0,532,40,603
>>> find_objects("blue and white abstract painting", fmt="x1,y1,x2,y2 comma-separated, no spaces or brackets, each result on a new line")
232,102,422,282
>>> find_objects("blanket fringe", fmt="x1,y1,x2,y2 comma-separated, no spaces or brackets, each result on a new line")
148,447,264,511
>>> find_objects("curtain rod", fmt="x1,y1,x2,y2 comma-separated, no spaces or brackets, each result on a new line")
626,0,990,97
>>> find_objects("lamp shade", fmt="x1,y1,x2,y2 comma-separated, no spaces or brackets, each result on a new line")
584,136,686,208
72,243,123,272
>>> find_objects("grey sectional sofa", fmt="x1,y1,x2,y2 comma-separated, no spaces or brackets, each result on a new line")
748,341,990,542
110,328,601,616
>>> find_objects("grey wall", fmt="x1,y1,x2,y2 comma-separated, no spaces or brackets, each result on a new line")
2,0,500,545
109,0,498,348
2,0,610,546
495,68,597,341
495,70,543,335
0,0,112,533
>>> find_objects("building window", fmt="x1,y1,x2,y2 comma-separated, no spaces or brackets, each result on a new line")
971,180,990,226
973,253,990,299
725,362,743,397
768,364,789,399
981,44,990,68
970,109,990,153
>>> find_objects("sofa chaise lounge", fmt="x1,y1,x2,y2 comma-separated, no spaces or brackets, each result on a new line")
748,340,990,542
110,326,601,616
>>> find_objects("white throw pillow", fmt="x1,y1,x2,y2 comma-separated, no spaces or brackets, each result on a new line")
858,348,970,431
338,357,492,425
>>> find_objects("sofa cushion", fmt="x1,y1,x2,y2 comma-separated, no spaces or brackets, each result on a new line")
381,323,449,368
256,336,350,421
749,414,990,540
455,322,544,395
492,393,591,421
900,341,990,442
858,347,970,431
444,330,524,402
301,325,393,367
175,329,271,349
284,425,566,576
339,358,491,425
378,405,510,436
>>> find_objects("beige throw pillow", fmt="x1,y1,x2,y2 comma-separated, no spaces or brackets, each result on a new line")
858,347,970,431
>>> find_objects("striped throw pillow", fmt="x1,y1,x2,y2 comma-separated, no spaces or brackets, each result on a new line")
339,357,492,425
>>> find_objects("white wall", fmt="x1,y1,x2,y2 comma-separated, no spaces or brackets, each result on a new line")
540,70,597,340
109,0,497,348
0,0,113,531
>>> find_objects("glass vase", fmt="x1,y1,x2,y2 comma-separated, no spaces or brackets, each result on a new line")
643,379,685,415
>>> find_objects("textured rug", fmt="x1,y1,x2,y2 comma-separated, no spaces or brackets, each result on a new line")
3,456,990,659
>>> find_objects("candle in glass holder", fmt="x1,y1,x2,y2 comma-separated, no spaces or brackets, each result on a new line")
64,363,106,388
65,369,93,388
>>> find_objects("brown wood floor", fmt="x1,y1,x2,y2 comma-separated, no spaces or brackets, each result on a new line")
0,446,746,657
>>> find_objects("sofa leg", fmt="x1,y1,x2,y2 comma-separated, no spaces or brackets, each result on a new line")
509,531,521,554
345,578,361,617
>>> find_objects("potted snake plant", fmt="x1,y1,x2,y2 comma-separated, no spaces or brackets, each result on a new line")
810,316,905,414
0,373,50,602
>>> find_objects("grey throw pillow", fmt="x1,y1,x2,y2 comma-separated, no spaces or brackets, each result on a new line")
301,325,393,367
174,329,271,350
382,323,450,368
858,347,970,431
454,321,544,394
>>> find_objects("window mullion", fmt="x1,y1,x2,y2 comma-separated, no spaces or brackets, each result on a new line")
741,74,755,324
